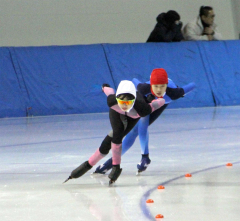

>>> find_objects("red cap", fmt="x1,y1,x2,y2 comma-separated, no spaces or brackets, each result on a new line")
150,68,168,85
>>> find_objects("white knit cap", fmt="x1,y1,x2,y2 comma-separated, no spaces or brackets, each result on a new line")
116,80,136,98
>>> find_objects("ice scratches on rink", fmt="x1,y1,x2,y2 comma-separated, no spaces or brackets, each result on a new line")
0,106,240,221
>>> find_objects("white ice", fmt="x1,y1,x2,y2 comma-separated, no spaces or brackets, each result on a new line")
0,106,240,221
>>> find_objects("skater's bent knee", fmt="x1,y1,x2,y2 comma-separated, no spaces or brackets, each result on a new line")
99,135,112,154
99,147,110,155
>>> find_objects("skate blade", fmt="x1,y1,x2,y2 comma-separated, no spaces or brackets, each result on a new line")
91,171,106,175
109,179,115,186
90,173,106,180
90,175,109,186
136,170,143,176
63,176,72,184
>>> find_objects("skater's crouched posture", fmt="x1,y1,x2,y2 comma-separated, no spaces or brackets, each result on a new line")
94,68,196,175
64,80,165,185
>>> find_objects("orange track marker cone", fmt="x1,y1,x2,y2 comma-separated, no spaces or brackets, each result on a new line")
157,185,165,189
146,199,154,203
155,214,164,218
185,173,192,177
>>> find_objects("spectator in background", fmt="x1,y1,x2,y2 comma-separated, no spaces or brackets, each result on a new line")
147,10,184,42
183,6,222,41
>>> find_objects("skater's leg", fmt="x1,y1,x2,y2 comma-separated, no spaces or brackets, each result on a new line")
107,111,125,183
63,160,93,183
88,148,106,166
136,105,168,174
137,115,151,173
121,121,139,155
109,111,139,165
108,114,139,183
93,110,125,175
94,124,139,174
108,165,122,184
108,142,123,183
64,149,105,183
89,134,112,166
64,135,112,182
99,134,112,155
108,141,123,183
138,115,150,155
92,134,114,174
111,142,122,165
94,123,138,174
94,110,123,175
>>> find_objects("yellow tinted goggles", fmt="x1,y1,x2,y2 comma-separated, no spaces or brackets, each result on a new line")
116,98,135,105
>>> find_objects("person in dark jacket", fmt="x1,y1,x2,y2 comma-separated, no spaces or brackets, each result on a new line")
147,10,184,42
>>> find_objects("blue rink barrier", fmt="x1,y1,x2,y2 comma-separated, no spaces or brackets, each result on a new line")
196,40,240,106
0,40,240,118
8,45,113,116
0,48,26,117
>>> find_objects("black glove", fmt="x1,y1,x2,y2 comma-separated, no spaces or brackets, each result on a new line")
146,94,155,103
102,83,110,88
102,83,110,92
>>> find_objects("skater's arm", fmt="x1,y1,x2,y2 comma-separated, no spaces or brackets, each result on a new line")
107,95,118,107
102,84,117,107
166,82,196,100
102,84,115,96
134,92,165,117
166,87,185,100
137,83,151,96
182,82,196,95
149,98,165,112
132,78,142,88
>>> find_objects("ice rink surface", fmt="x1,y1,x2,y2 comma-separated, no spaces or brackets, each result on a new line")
0,106,240,221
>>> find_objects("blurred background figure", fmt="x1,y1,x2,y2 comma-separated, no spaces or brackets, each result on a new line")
183,6,222,41
147,10,184,42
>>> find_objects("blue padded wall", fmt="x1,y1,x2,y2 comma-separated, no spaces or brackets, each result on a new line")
103,42,215,108
10,45,114,116
197,40,240,106
1,40,240,118
0,48,26,117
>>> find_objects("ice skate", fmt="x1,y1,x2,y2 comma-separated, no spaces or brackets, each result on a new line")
63,161,92,183
92,158,113,174
136,155,151,175
108,165,122,185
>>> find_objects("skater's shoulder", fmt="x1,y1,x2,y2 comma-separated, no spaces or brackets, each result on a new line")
137,82,151,95
107,94,118,107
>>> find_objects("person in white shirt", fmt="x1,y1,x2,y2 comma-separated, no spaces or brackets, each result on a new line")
183,6,222,41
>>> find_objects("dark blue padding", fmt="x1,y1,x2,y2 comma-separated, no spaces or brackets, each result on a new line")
11,45,114,116
0,48,26,117
197,40,240,106
103,42,215,108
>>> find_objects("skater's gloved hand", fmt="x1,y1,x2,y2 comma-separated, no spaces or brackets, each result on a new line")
146,94,155,103
182,82,196,95
151,98,165,110
102,83,110,91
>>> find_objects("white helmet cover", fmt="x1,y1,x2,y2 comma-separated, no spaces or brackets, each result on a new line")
116,80,136,112
116,80,136,98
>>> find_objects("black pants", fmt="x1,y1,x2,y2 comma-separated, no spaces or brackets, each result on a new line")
99,109,140,155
